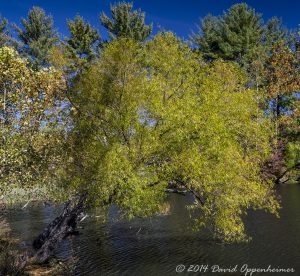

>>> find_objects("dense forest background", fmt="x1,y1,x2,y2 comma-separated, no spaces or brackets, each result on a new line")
0,1,299,272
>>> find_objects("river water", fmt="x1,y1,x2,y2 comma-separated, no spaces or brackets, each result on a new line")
4,184,300,275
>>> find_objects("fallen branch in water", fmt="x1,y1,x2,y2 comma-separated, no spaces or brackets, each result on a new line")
165,188,187,195
31,194,86,264
22,200,30,209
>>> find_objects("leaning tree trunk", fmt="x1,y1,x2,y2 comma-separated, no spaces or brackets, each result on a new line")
31,194,86,264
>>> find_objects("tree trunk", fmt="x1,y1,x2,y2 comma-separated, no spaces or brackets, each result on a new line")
31,194,86,264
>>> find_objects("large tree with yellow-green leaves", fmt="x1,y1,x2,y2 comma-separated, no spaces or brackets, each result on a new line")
64,32,279,242
0,32,279,245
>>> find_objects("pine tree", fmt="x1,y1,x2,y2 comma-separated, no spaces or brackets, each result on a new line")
264,17,290,49
192,3,263,68
192,15,221,60
100,2,152,41
66,15,100,60
15,6,58,66
0,16,8,46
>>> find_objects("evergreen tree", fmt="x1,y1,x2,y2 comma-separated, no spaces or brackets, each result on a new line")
0,16,8,46
15,6,58,66
100,2,152,41
264,17,290,48
66,15,100,61
192,15,220,60
192,3,263,68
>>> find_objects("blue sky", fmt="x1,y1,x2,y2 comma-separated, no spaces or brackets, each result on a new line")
0,0,299,40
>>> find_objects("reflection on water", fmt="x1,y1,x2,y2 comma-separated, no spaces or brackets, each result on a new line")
4,185,300,275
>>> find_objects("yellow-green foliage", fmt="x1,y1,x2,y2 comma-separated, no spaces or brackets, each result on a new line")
0,34,280,242
0,47,67,203
67,33,279,241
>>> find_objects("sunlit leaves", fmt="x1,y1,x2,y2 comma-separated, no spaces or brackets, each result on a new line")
0,47,67,203
67,33,279,241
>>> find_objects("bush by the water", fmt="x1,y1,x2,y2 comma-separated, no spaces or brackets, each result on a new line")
0,219,28,276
